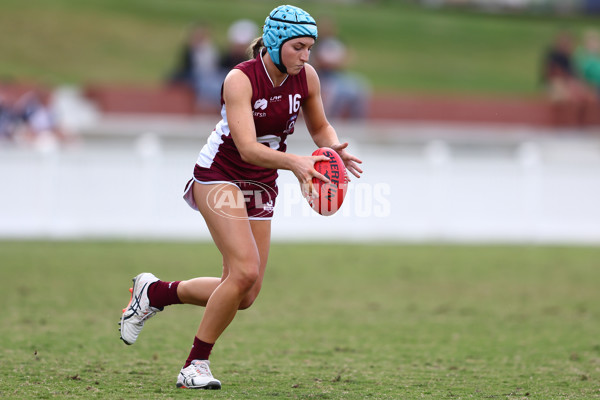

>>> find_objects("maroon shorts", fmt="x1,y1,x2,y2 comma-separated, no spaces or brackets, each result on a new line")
183,165,278,220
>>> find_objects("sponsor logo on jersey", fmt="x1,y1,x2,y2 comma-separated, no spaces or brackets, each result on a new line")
283,114,298,135
269,95,282,102
253,98,268,117
254,98,268,110
263,200,274,213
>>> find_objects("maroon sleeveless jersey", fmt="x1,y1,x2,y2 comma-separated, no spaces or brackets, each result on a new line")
193,52,309,186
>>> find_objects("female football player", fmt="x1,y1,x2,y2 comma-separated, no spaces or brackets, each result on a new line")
119,4,362,389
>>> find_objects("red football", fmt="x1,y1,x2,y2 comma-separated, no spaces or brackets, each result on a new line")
308,147,348,216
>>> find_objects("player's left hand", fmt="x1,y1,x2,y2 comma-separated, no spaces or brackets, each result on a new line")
330,142,363,180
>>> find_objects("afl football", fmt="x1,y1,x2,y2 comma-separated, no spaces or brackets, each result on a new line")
308,147,348,216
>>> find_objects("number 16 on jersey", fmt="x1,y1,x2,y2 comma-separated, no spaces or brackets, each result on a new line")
289,94,301,114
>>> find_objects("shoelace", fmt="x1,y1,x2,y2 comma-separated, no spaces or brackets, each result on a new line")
137,308,156,323
191,361,212,377
125,302,155,319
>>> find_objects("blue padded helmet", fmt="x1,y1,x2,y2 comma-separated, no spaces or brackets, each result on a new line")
263,5,318,73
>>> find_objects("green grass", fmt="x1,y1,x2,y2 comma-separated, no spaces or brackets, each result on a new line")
1,241,600,399
0,0,598,94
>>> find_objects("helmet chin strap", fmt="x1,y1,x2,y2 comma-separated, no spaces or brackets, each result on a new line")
263,47,287,74
275,59,287,74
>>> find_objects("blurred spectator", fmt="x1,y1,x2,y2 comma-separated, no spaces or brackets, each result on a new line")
13,90,68,147
541,30,597,126
167,23,222,108
311,17,370,120
220,19,259,71
574,29,600,99
0,92,17,142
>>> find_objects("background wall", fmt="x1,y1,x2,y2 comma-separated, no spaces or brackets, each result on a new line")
3,116,600,243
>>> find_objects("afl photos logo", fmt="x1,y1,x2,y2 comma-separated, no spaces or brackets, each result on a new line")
207,180,277,219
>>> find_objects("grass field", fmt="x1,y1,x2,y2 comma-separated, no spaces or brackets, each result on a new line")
0,0,599,94
1,241,599,399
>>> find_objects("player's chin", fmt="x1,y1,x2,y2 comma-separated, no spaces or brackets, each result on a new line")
288,65,305,75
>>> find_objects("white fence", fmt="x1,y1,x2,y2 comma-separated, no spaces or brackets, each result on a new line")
2,116,600,243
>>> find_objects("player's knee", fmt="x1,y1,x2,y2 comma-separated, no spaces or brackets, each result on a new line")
238,294,257,310
238,278,263,310
230,261,259,293
239,269,259,292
